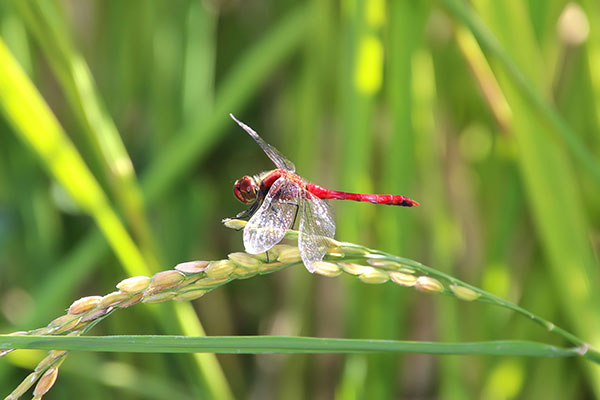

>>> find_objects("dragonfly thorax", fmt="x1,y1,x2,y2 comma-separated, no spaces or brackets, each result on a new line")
233,175,259,203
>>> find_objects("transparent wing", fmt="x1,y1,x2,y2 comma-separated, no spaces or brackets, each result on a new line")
230,113,296,172
243,177,301,254
298,191,336,273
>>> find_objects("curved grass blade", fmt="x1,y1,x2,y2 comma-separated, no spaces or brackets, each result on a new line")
0,335,583,358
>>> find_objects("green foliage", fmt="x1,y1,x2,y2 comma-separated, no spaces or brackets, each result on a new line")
1,335,583,358
0,0,598,398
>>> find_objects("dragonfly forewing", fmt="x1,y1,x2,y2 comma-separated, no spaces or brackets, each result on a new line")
230,114,296,172
298,192,336,273
243,177,301,254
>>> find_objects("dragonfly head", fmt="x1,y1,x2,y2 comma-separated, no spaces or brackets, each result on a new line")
233,175,258,203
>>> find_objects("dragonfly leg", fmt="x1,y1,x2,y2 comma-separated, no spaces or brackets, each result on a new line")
235,204,256,220
232,191,266,222
291,203,300,229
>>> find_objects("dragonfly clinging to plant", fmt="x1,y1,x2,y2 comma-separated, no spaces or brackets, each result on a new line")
229,114,418,273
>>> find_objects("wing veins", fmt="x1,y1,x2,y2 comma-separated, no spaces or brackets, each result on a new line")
243,178,301,254
298,192,336,273
230,114,296,172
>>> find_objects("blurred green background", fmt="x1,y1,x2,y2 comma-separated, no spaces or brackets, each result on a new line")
1,0,599,398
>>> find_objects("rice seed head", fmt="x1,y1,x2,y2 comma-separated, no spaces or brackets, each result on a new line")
228,252,262,269
340,262,374,276
367,259,402,269
259,261,284,272
48,314,77,328
326,248,345,258
175,260,210,274
99,291,131,308
277,247,302,264
415,276,444,293
48,315,81,333
389,271,418,287
206,260,236,279
338,243,370,256
31,327,53,336
222,218,247,230
265,244,290,259
50,349,68,358
118,293,144,308
33,367,58,397
187,276,231,289
35,351,66,373
149,270,185,290
449,283,480,301
68,296,102,315
233,267,259,279
142,292,177,304
51,317,83,334
312,261,342,277
558,3,589,46
116,276,151,293
9,372,38,399
0,349,14,357
80,307,111,323
358,269,389,284
7,331,27,336
174,289,207,302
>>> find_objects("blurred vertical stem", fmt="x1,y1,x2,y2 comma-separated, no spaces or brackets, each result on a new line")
413,48,468,398
279,0,334,398
449,0,600,394
10,0,157,258
452,15,529,398
383,2,429,395
384,1,427,253
182,1,216,122
337,0,383,397
580,0,600,129
164,2,234,399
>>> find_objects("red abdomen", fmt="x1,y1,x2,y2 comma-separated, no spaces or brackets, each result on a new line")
306,184,419,207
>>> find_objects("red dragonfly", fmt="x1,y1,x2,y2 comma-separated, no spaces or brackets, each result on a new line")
230,114,418,273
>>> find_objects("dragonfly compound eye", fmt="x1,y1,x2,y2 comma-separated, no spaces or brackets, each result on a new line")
233,176,257,203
